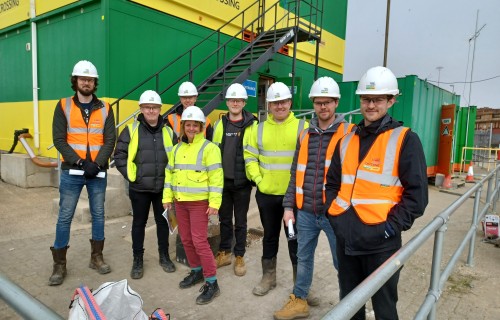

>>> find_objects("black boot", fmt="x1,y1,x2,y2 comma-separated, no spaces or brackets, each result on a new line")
130,255,144,279
159,251,176,273
179,269,204,289
196,280,220,305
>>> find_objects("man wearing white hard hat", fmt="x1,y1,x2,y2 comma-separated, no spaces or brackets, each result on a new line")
212,83,258,277
114,90,177,279
325,66,428,319
274,77,355,319
50,60,116,285
167,81,213,140
244,82,308,297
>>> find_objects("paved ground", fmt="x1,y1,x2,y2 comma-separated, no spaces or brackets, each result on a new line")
1,172,500,319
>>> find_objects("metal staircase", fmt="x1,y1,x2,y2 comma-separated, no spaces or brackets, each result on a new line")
111,0,323,127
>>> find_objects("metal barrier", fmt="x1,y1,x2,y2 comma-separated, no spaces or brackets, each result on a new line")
460,146,500,173
0,272,64,319
323,164,500,320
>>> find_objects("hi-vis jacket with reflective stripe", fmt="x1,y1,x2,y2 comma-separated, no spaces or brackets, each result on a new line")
327,126,409,224
162,132,223,209
287,118,354,213
126,121,174,183
244,112,308,195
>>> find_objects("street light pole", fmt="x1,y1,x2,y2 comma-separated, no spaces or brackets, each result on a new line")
383,0,391,67
436,66,443,88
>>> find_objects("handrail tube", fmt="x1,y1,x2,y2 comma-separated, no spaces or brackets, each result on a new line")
427,223,446,319
18,133,57,168
0,272,63,319
467,187,482,265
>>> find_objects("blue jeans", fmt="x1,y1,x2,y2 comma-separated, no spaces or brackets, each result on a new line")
53,170,107,249
293,209,338,299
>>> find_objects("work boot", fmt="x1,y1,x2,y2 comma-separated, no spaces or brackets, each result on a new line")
234,256,246,276
48,246,68,286
273,294,309,320
179,269,204,289
130,255,144,279
89,239,111,274
196,281,220,305
292,264,320,306
252,257,277,296
215,251,231,268
159,251,176,273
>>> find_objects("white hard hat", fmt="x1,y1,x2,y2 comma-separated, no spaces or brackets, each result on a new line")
72,60,99,78
178,82,198,96
356,66,399,95
266,82,292,102
309,76,341,100
139,90,162,106
181,106,206,123
225,83,248,99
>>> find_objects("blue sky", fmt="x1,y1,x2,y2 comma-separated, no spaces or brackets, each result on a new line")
343,0,500,108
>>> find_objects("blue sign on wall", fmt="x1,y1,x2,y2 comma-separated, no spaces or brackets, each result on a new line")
243,80,257,97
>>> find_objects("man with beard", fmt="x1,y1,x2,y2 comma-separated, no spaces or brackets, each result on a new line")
49,60,116,286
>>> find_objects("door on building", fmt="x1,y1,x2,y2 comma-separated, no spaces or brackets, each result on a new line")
258,76,274,122
437,104,456,175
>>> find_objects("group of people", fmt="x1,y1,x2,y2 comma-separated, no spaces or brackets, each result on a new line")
49,60,428,318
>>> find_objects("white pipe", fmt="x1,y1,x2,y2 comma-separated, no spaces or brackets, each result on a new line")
30,0,39,151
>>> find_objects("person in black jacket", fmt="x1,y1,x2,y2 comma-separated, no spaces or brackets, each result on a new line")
325,67,428,320
212,83,257,276
114,90,177,279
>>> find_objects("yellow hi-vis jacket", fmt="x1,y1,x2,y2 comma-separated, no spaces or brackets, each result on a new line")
163,132,223,209
126,121,174,182
61,96,109,161
295,122,354,209
327,127,409,224
244,112,308,195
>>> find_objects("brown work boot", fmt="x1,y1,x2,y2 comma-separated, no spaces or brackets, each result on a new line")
252,257,277,296
48,246,68,286
292,264,320,306
89,239,111,274
273,294,309,320
234,256,246,276
215,251,231,268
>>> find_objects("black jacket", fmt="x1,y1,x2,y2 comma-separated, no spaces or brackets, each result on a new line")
114,114,175,193
52,94,116,170
324,115,428,255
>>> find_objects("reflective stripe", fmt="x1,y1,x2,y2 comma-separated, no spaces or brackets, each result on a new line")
325,160,331,167
165,146,173,153
208,186,223,193
260,150,295,157
173,186,209,193
356,170,402,187
245,158,258,164
260,163,291,170
173,140,210,170
334,196,350,210
257,123,265,151
340,132,354,164
88,128,104,134
67,128,88,133
352,199,397,205
207,163,222,171
296,186,304,194
164,183,171,188
245,145,259,154
383,127,404,175
296,164,306,171
341,174,356,184
174,164,206,171
69,143,87,151
297,120,306,139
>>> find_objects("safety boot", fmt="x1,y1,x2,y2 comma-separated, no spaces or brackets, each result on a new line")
130,255,144,279
252,257,276,296
234,256,246,276
159,251,176,273
48,246,68,286
89,239,111,274
179,269,204,289
273,294,309,320
196,280,220,305
215,251,231,268
292,264,320,306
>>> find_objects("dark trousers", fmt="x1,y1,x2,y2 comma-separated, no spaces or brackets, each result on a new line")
255,189,297,265
129,189,169,256
218,179,252,257
337,242,401,320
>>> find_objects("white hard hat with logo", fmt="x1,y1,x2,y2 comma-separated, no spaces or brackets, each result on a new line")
181,106,206,123
309,76,341,100
72,60,99,78
178,82,198,96
139,90,162,106
266,82,292,102
356,66,399,95
225,83,248,99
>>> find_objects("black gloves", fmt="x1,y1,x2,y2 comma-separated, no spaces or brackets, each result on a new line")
384,221,396,239
79,160,101,178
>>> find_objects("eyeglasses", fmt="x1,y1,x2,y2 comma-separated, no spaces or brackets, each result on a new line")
227,99,246,104
313,99,336,107
269,100,290,107
360,97,389,106
78,77,95,83
180,96,197,100
140,106,161,111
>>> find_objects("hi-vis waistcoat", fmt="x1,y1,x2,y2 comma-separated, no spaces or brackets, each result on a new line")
295,122,354,209
126,121,174,182
327,126,409,224
165,134,223,207
168,113,211,138
61,97,109,161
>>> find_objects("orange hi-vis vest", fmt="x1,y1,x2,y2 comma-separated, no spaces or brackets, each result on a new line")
295,122,354,209
61,97,109,162
168,112,211,138
327,126,409,224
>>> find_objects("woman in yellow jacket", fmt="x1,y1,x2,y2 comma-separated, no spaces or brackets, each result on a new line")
163,106,223,305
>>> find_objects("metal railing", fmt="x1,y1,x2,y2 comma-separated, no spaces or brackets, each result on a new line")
323,164,500,319
460,146,500,174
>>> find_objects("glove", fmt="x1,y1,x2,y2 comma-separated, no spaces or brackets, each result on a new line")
384,222,396,239
81,160,101,178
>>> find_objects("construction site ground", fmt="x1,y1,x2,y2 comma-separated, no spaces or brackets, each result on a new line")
1,169,500,319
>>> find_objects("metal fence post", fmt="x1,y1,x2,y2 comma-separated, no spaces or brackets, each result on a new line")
427,222,447,319
466,187,482,266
